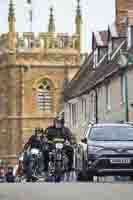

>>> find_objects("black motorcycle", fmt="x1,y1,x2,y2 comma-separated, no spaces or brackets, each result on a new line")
47,138,68,182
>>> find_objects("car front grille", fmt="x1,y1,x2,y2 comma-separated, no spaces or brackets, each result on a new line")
101,154,133,158
96,160,133,169
88,153,133,169
91,158,133,169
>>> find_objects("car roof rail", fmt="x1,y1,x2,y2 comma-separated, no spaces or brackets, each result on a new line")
115,121,133,125
124,121,133,126
118,121,133,126
88,121,95,126
115,121,125,124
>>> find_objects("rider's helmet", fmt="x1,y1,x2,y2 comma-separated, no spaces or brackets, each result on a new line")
54,117,62,129
53,117,58,126
34,128,42,141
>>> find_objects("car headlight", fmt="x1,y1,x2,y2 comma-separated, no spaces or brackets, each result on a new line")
127,150,133,154
88,146,103,154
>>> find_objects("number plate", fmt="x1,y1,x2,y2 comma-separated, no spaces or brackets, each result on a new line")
110,159,131,164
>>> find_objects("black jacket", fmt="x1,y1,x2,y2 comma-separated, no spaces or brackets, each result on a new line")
44,126,73,142
23,135,41,151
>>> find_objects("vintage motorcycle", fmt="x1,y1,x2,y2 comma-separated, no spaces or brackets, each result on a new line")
22,148,43,182
47,138,69,182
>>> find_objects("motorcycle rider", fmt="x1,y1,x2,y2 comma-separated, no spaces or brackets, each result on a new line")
44,118,63,141
41,119,61,179
23,128,42,152
44,117,75,181
44,117,74,142
22,128,42,182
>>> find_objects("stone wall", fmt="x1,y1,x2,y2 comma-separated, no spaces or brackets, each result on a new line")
0,51,80,164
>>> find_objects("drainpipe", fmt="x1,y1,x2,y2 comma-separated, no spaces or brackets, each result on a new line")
119,52,133,122
120,61,129,122
94,89,98,123
124,68,129,122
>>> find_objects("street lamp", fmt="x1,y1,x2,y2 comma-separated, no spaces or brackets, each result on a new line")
119,51,133,122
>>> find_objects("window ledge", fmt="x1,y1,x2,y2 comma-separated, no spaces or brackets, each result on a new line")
120,101,125,106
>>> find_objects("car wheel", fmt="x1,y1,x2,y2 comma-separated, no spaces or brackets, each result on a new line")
76,171,85,181
87,175,94,182
130,176,133,181
76,170,92,182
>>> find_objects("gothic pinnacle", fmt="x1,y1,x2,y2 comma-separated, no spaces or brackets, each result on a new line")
48,6,55,33
77,0,81,17
9,0,15,17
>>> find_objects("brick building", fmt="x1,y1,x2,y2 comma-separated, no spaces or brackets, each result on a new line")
116,0,133,32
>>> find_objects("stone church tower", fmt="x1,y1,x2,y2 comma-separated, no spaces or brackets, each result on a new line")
0,0,82,164
116,0,133,32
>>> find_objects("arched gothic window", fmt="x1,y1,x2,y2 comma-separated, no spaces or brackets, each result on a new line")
37,80,53,112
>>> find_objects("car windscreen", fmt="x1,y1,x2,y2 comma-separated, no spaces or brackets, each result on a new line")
89,126,133,141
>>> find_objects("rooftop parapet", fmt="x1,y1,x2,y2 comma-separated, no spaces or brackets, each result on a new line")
15,32,80,50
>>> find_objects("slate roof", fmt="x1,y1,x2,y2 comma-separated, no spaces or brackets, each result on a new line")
64,43,133,102
92,30,108,49
64,34,130,102
64,14,133,102
66,52,93,90
99,31,108,46
64,61,120,101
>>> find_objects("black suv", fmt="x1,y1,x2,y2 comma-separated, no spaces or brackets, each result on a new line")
75,123,133,181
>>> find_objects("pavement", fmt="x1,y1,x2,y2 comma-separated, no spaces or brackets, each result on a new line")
0,182,133,200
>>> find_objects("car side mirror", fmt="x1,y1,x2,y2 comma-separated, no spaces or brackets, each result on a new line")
81,138,87,144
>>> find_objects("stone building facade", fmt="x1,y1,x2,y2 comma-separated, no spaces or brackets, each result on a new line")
0,0,82,163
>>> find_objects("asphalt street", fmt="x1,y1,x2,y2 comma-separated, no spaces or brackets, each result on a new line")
0,182,133,200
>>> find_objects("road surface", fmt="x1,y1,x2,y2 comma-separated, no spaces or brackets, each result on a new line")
0,182,133,200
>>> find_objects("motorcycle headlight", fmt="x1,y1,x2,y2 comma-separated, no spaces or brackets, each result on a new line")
56,143,63,149
88,145,103,154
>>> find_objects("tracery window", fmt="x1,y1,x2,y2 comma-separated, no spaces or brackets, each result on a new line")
37,80,53,112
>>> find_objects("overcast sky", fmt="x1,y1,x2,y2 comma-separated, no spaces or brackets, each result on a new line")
0,0,115,52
